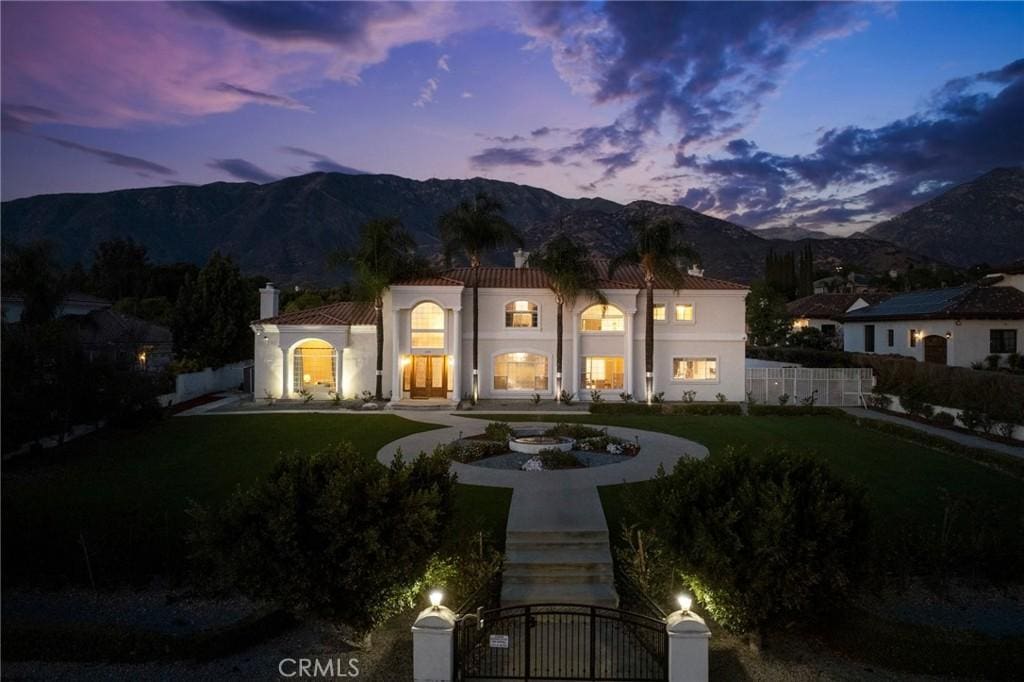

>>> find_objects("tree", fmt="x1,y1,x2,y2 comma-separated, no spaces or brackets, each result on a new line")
527,233,607,401
172,252,253,368
608,215,699,404
330,218,420,400
1,241,67,324
90,238,149,301
746,280,790,346
439,193,522,401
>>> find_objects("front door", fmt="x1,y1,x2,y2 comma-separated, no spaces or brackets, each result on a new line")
923,335,947,364
410,355,447,398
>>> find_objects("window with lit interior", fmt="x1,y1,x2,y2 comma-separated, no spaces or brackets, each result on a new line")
493,352,548,391
580,304,624,332
293,341,337,394
653,304,666,321
581,356,624,390
411,302,445,349
672,357,717,382
505,300,539,328
675,303,694,322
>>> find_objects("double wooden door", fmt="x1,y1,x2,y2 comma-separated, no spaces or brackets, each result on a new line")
410,355,447,398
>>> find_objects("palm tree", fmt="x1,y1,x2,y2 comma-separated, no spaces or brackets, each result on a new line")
439,192,522,401
527,233,606,401
330,217,419,400
608,215,700,404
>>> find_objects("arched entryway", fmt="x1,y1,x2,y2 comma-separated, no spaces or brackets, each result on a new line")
923,335,947,364
292,339,338,398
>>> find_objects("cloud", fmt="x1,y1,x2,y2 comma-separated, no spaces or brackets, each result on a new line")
413,77,439,107
43,136,176,176
210,83,311,111
437,54,450,72
279,146,365,174
207,158,277,183
461,91,474,99
469,147,545,169
676,59,1024,230
1,103,62,132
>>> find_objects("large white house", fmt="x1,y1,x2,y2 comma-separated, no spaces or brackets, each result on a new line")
251,256,749,404
842,269,1024,367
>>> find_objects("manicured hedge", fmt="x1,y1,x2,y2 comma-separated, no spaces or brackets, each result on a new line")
589,402,742,416
589,403,662,416
748,405,846,417
670,403,743,416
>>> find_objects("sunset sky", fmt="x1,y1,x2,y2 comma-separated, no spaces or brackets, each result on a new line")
2,1,1022,234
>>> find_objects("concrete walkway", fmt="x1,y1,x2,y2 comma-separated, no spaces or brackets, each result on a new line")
842,408,1023,458
377,412,707,607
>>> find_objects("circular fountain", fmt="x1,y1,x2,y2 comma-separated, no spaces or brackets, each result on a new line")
508,434,575,454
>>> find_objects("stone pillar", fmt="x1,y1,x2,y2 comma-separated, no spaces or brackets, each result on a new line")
412,605,456,682
451,306,462,403
666,610,711,682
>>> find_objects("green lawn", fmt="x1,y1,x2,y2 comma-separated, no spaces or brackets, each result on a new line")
2,414,511,586
468,413,1024,576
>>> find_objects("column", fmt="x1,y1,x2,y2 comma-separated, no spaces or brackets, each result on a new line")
450,306,462,402
411,605,456,682
624,309,634,399
391,307,403,401
666,609,711,682
570,306,580,399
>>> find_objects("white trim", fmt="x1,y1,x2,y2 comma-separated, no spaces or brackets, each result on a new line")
502,297,543,331
670,355,721,384
489,348,553,395
673,302,696,325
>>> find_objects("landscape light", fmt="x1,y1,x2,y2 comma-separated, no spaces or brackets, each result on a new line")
676,593,692,612
429,590,443,609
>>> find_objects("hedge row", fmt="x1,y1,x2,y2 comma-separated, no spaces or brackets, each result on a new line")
748,346,1024,423
748,405,846,417
588,402,742,416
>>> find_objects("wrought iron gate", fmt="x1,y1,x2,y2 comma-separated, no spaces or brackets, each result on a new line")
455,603,667,681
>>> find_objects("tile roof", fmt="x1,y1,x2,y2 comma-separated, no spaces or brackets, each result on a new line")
73,309,172,345
256,301,376,326
393,262,747,291
787,293,891,320
843,285,1024,321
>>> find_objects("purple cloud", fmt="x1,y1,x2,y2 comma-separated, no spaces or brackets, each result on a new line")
470,147,545,169
207,158,277,183
211,83,311,111
43,137,176,176
280,146,365,174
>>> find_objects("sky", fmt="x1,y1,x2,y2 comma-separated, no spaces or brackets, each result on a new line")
2,1,1022,235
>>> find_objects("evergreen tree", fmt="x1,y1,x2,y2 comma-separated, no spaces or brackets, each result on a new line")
173,252,253,368
746,280,790,346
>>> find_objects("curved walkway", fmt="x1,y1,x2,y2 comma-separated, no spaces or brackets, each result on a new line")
377,412,707,534
842,407,1024,459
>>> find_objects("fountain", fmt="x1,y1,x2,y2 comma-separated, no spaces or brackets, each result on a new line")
508,434,574,454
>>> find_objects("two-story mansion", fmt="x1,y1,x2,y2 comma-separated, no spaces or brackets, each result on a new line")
251,254,749,404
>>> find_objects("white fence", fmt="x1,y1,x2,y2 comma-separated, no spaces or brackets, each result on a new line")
745,367,874,407
158,360,252,406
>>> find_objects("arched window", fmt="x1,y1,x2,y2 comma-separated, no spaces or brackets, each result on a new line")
580,304,624,332
493,352,548,391
505,300,539,328
411,302,445,349
293,340,337,395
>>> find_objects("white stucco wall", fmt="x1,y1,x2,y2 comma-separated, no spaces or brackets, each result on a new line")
843,318,1022,367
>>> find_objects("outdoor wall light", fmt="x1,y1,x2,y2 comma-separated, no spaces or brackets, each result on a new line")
429,590,444,610
945,332,952,339
676,593,692,612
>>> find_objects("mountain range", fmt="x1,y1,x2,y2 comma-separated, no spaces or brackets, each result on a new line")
2,167,1021,285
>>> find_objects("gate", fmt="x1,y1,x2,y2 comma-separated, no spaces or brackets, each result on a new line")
455,603,667,681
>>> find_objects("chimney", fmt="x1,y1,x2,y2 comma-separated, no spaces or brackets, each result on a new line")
259,283,280,319
687,265,704,278
514,248,530,269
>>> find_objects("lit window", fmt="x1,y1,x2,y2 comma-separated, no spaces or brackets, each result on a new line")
581,356,624,390
411,302,445,349
653,304,666,321
493,352,548,391
675,304,694,322
581,304,624,332
505,300,539,328
672,357,717,382
293,341,337,393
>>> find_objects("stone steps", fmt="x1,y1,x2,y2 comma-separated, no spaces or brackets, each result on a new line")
501,582,620,608
501,529,619,608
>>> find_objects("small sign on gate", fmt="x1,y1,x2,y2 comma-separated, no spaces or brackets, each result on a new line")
488,634,509,649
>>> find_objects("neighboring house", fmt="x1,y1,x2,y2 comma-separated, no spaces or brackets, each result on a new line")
842,270,1024,367
787,293,891,344
813,272,873,294
71,308,174,372
251,256,749,404
1,291,111,322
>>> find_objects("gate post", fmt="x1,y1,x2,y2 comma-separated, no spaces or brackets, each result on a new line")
666,609,711,682
412,605,456,682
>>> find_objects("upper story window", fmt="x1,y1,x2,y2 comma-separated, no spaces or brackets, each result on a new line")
581,304,625,332
675,303,694,322
411,302,445,349
653,304,666,321
991,329,1018,354
505,300,539,328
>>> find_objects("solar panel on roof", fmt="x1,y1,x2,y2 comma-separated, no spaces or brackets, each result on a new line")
847,286,969,317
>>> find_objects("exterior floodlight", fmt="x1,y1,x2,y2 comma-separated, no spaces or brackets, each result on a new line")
429,591,443,609
676,593,692,612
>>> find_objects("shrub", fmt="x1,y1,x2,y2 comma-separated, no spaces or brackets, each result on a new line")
483,421,513,443
715,393,727,403
864,392,892,410
783,326,832,351
544,422,604,440
590,403,662,416
530,393,542,405
558,390,575,405
652,391,665,404
985,354,1002,371
263,390,276,407
297,388,314,404
745,390,757,406
590,389,604,403
187,443,455,634
641,448,869,635
748,405,845,417
932,411,955,428
777,393,790,406
681,390,697,403
957,409,983,432
996,421,1016,439
799,390,819,407
538,448,582,469
436,440,506,463
618,392,634,403
671,403,743,416
1008,353,1022,371
576,435,625,451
